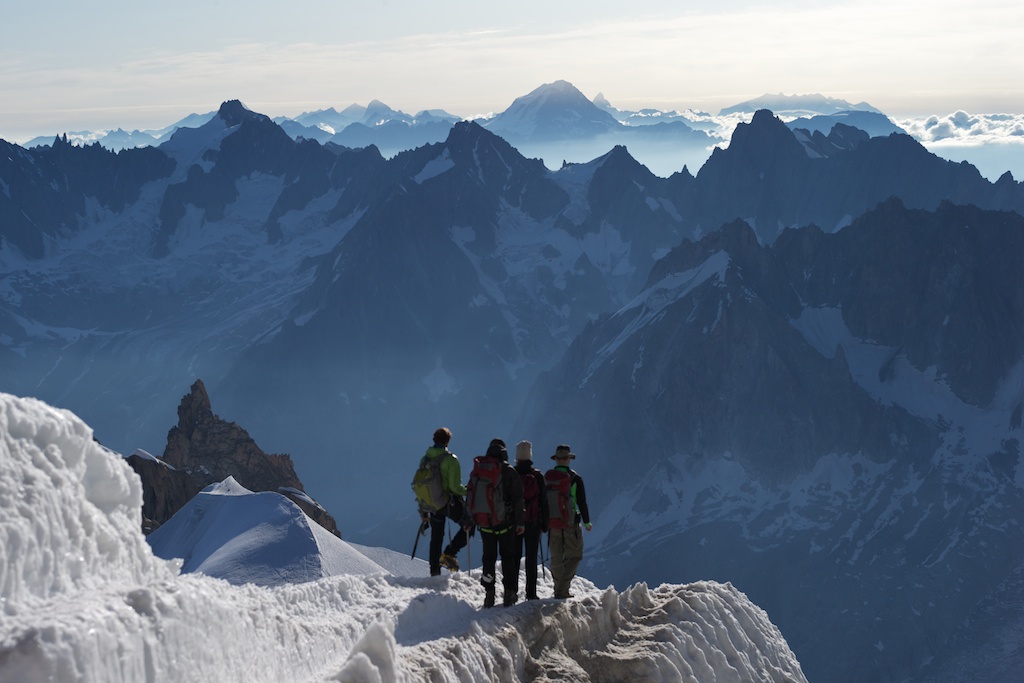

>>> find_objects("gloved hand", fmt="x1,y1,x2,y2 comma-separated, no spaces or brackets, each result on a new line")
516,525,525,535
585,523,593,531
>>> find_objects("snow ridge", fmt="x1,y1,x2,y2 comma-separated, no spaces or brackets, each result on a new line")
0,392,808,683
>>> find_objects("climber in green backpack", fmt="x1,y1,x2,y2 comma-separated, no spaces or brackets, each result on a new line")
412,427,470,576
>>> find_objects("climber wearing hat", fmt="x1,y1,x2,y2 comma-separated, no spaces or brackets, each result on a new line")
544,444,591,599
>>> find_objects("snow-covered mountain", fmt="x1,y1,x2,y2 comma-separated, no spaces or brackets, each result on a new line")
16,86,1022,180
478,80,720,176
3,100,1023,524
0,100,692,543
20,111,217,150
274,102,463,156
516,199,1024,683
0,391,809,682
4,98,1024,682
785,109,906,138
481,80,624,142
719,92,883,117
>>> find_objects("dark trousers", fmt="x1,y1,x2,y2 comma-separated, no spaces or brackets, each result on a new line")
514,525,543,598
429,497,467,575
480,527,519,597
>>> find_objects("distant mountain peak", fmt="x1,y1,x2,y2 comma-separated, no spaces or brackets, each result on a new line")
537,79,580,93
515,80,598,110
726,109,806,158
446,118,490,144
599,144,646,171
366,99,394,113
443,119,530,168
217,99,269,127
720,93,882,117
484,79,621,142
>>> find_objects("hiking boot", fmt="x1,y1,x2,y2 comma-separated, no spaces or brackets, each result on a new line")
503,592,518,607
483,589,496,608
439,553,459,571
526,594,539,601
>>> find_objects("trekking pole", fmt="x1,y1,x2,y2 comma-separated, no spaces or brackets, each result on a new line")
411,518,428,559
540,536,548,579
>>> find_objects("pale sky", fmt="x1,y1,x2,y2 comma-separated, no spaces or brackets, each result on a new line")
2,0,1022,141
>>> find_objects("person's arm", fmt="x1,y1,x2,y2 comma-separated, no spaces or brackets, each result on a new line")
442,453,467,497
573,475,591,529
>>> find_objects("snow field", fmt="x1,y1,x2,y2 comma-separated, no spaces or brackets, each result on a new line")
0,392,807,682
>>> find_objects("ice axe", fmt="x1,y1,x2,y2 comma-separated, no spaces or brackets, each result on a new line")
411,518,428,559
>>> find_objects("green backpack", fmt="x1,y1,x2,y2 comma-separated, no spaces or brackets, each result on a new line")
412,452,451,513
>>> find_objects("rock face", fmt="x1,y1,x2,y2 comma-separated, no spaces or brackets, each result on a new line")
129,379,341,537
516,200,1024,683
126,452,203,534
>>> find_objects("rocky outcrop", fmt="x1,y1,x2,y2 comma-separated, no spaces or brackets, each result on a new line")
130,379,341,537
125,451,203,534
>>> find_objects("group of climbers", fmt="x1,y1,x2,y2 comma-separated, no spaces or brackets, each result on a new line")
412,428,591,607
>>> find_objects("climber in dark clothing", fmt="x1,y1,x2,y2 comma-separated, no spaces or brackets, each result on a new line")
467,438,525,607
512,440,549,600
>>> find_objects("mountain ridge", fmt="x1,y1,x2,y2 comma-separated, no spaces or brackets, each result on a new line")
516,198,1024,683
4,97,1024,682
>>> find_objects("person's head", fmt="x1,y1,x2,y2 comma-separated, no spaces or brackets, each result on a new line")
515,440,532,462
433,427,452,447
551,444,575,462
486,438,507,460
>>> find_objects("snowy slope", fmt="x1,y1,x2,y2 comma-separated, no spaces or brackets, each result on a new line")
0,391,807,683
147,477,385,584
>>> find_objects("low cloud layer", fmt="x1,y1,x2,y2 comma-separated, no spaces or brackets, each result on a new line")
897,111,1024,144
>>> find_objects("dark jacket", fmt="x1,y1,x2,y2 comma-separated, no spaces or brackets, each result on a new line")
514,460,549,531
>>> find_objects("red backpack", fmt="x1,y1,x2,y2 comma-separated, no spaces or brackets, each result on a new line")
520,469,541,525
545,468,574,530
468,456,508,528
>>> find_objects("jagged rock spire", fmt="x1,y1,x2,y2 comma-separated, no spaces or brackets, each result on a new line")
175,379,212,438
153,379,341,537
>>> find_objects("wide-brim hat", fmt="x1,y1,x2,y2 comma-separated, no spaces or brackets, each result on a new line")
551,444,576,460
